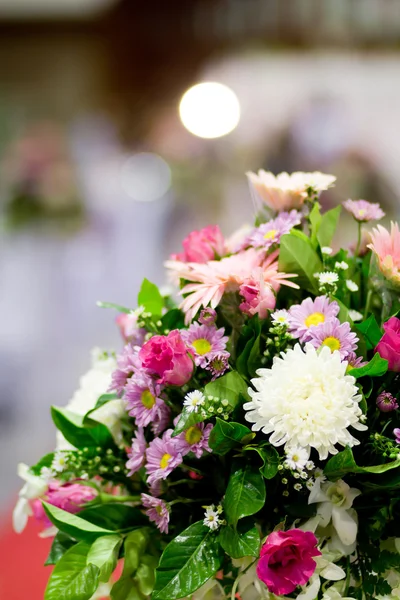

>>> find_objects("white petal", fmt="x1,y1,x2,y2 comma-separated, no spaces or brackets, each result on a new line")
320,562,346,581
317,502,333,527
12,498,31,533
296,575,321,600
332,507,358,546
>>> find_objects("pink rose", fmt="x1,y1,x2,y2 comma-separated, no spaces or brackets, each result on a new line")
239,271,276,319
172,225,225,263
32,482,97,528
257,529,321,596
139,330,194,386
375,316,400,372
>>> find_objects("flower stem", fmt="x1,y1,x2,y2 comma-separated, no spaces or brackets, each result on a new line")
355,222,362,257
364,289,373,319
99,493,141,504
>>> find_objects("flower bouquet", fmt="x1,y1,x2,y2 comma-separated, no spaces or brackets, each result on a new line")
15,170,400,600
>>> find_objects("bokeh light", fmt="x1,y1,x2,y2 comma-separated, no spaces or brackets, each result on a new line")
179,82,240,139
120,152,171,202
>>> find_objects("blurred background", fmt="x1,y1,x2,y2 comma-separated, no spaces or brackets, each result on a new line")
1,0,400,596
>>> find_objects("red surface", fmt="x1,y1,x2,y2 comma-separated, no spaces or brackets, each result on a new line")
0,509,52,600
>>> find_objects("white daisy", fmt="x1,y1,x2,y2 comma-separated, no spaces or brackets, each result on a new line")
335,261,349,271
183,390,206,413
346,280,359,292
203,505,221,530
317,272,339,286
271,309,290,326
52,451,68,473
321,246,333,255
244,344,367,460
284,446,309,471
348,309,363,322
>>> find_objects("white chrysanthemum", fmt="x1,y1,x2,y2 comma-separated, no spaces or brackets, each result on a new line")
183,390,205,413
244,344,367,460
317,272,339,286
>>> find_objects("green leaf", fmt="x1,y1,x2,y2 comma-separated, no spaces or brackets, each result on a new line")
97,301,133,314
348,353,388,379
208,418,253,456
42,502,115,543
171,409,206,437
84,393,119,423
111,577,143,600
204,371,250,410
51,407,115,449
79,504,148,532
30,452,55,477
138,278,164,316
87,535,122,582
136,555,158,596
123,529,149,575
224,461,266,526
236,335,256,379
279,233,322,294
161,308,185,331
317,205,341,249
248,335,262,379
356,315,382,349
153,521,224,600
45,531,76,566
45,542,100,600
243,444,280,479
309,202,322,247
324,446,400,481
218,519,260,558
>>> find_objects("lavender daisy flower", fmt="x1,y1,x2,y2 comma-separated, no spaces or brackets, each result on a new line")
247,210,301,250
125,372,168,429
141,494,170,533
343,199,385,222
377,392,399,413
347,352,368,369
307,318,359,359
126,428,147,475
198,308,217,326
151,402,171,436
394,428,400,444
145,429,183,486
175,423,213,459
181,323,228,368
110,344,141,395
206,352,230,380
288,296,340,342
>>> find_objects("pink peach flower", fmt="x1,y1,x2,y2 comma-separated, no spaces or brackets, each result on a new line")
375,316,400,372
171,225,226,263
139,330,194,386
256,529,321,596
368,223,400,287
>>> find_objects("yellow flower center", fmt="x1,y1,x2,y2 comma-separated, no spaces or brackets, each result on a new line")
304,312,325,328
358,208,366,217
141,389,156,409
185,426,203,445
322,336,341,352
160,453,171,469
156,505,163,515
264,229,278,240
192,338,212,355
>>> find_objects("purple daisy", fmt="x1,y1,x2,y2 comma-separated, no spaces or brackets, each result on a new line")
205,351,230,380
126,428,147,476
247,210,302,250
288,296,340,342
175,423,213,459
125,372,169,429
110,344,141,395
347,352,368,369
198,308,217,326
141,493,170,533
151,402,171,437
343,199,385,223
394,428,400,444
181,323,228,368
145,429,183,486
377,392,399,413
307,318,359,359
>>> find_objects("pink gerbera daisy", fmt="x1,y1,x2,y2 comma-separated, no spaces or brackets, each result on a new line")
145,429,183,486
126,428,147,475
247,210,301,250
166,248,298,324
307,318,359,359
124,372,170,430
141,494,170,533
368,222,400,287
288,296,340,342
174,422,213,459
343,199,385,223
181,323,228,368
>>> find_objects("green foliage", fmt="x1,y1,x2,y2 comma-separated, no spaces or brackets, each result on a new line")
224,460,266,526
348,353,388,379
45,531,77,566
87,535,122,582
324,446,400,481
51,407,116,450
83,393,119,422
42,502,116,543
208,418,253,456
45,542,100,600
138,278,164,316
204,371,250,410
218,519,260,558
152,521,223,600
30,452,55,476
78,504,148,532
279,233,322,294
317,205,341,249
356,315,382,349
171,409,206,437
96,301,132,313
161,308,185,331
243,443,280,479
309,202,322,248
